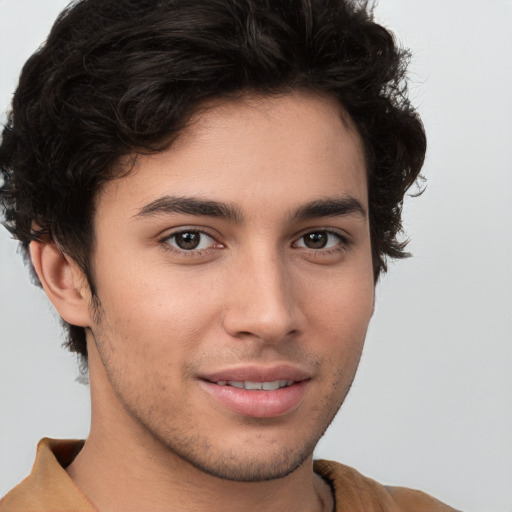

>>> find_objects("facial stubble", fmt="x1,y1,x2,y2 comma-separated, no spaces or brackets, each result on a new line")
87,298,361,483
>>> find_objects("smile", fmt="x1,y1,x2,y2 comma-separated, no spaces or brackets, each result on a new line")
215,380,294,390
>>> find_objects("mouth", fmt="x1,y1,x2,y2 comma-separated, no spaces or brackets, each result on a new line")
199,365,310,418
214,380,295,391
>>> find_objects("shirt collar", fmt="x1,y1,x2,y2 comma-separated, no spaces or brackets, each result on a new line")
0,438,95,512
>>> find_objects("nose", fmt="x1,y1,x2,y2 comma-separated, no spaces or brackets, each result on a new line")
222,249,303,344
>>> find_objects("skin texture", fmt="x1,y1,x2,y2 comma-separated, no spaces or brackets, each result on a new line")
32,92,375,512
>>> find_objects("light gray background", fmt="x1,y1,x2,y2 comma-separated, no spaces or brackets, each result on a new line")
1,1,511,511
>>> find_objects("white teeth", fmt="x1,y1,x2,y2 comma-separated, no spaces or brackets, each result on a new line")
218,380,294,390
262,381,281,390
245,381,263,390
228,381,245,389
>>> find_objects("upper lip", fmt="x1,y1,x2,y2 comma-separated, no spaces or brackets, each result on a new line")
200,364,312,383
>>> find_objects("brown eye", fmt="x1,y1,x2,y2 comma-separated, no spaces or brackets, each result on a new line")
165,230,216,251
175,232,201,250
294,231,345,250
303,232,328,249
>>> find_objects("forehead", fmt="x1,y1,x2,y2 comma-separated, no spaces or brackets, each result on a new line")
97,92,368,219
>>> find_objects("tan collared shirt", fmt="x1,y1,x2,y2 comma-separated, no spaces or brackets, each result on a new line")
0,438,459,512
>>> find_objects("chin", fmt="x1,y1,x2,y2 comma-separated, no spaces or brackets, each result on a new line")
180,443,315,482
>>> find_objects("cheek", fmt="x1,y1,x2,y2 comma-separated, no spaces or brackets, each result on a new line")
303,271,374,364
94,265,223,352
306,265,374,326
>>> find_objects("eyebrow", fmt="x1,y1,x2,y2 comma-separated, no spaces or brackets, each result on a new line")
134,196,243,222
134,194,366,224
291,196,367,222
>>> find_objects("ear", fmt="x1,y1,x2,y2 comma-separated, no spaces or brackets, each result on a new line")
29,240,92,327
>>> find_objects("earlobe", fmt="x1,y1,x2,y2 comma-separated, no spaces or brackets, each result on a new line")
29,240,92,328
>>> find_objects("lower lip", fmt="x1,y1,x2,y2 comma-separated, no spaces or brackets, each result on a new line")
200,380,308,418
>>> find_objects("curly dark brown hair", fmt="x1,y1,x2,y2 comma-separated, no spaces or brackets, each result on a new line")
0,0,426,362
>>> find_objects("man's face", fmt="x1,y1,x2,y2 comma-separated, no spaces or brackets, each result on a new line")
85,92,374,481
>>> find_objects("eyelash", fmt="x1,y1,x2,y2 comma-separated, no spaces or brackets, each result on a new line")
159,228,221,257
158,228,351,257
293,229,350,255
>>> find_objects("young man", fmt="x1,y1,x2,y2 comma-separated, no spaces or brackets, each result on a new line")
0,0,459,510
